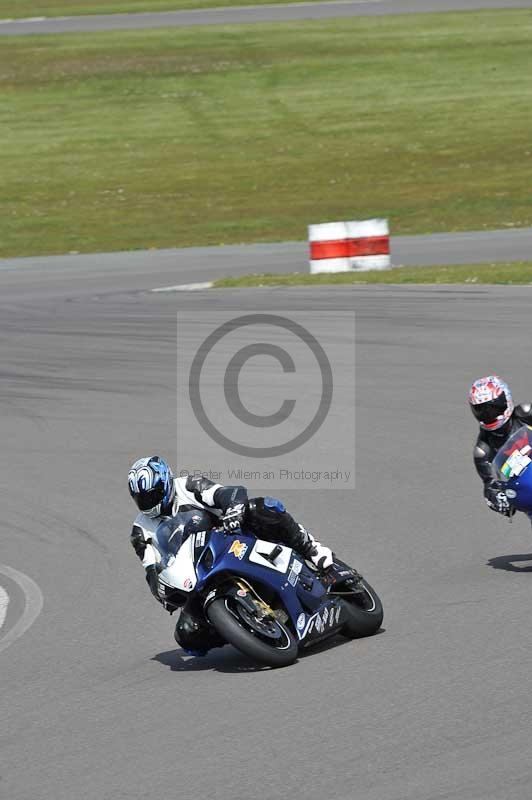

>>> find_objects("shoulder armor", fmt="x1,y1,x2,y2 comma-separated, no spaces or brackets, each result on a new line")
515,403,532,418
474,443,490,460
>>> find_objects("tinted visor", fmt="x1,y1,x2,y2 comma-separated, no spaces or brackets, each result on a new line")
471,393,508,424
135,483,165,512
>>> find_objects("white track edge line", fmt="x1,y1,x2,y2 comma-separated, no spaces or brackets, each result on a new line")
0,0,382,24
152,281,214,292
0,564,44,654
0,586,8,631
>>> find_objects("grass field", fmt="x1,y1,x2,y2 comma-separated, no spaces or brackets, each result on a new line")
1,10,532,258
0,0,305,19
214,262,532,286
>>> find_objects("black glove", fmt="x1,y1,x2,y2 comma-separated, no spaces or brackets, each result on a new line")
222,503,246,533
484,482,514,517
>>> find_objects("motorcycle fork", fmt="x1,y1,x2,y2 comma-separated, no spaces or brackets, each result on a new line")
235,579,288,624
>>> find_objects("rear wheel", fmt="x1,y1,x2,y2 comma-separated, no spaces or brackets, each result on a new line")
337,579,383,639
206,596,298,668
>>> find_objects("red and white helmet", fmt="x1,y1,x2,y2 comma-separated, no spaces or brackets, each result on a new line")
468,376,514,431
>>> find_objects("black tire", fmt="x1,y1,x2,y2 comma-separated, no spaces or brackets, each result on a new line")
206,596,298,668
340,579,383,639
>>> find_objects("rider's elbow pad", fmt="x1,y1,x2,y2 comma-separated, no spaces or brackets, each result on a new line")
474,446,495,484
214,485,248,512
130,525,147,559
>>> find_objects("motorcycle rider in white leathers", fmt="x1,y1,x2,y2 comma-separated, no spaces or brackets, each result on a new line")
128,455,335,655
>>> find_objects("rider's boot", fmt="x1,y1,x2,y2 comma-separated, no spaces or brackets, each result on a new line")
247,497,335,569
281,516,363,590
289,523,335,570
322,558,365,592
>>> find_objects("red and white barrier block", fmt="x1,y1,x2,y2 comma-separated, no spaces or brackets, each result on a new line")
309,218,390,273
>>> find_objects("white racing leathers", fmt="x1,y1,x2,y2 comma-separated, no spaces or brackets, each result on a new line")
129,475,334,611
130,474,248,570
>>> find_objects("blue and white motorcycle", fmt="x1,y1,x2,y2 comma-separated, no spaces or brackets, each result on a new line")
154,513,383,668
493,425,532,517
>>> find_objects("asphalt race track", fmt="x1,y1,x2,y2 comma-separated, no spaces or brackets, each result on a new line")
1,0,532,35
2,226,532,293
3,236,532,800
3,1,532,792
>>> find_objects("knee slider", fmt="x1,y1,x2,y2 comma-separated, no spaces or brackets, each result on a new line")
177,613,199,636
175,612,200,645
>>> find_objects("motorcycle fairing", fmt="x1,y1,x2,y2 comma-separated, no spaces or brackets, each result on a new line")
155,523,351,646
493,425,532,510
158,533,198,592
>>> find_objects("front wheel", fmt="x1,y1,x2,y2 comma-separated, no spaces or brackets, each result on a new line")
339,579,383,639
206,596,298,668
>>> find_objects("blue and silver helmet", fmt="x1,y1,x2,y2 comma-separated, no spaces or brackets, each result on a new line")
128,456,175,518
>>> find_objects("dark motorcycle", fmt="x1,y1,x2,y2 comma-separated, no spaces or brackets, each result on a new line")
154,515,383,668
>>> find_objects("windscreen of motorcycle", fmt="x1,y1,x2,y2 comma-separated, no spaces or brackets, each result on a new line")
154,510,201,562
493,425,532,481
